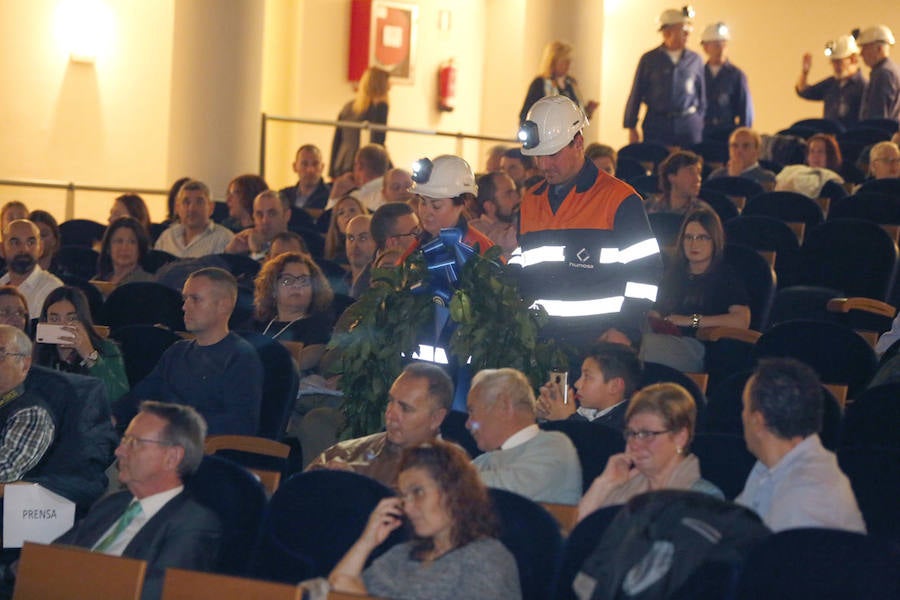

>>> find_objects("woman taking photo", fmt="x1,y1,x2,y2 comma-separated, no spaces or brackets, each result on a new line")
577,382,722,522
34,286,129,403
253,251,334,371
519,40,597,124
330,66,391,179
94,217,154,287
640,205,750,373
329,440,521,599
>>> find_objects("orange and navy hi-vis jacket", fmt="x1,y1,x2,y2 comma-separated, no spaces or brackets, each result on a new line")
511,159,662,343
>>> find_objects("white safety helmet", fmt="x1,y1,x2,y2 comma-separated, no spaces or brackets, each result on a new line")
701,22,730,43
856,25,896,46
825,35,860,59
409,155,477,198
658,5,695,31
518,95,588,157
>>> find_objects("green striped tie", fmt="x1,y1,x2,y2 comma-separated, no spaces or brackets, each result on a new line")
93,501,143,553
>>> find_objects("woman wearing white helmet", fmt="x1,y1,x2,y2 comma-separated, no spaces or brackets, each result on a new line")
403,155,496,258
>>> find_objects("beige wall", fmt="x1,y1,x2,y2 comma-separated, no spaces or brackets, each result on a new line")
0,0,895,226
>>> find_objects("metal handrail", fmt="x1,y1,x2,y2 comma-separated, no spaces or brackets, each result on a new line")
0,178,168,221
259,112,517,176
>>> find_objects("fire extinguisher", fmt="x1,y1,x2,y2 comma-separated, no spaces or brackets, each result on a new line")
438,59,456,112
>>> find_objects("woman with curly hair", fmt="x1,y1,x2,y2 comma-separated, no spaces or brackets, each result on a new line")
253,251,334,371
329,440,521,599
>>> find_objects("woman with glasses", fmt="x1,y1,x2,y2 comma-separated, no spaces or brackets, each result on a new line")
577,382,722,522
640,205,750,373
253,251,334,371
0,286,30,333
329,440,521,599
34,286,129,402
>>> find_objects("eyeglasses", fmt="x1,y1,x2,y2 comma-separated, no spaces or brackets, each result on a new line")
119,435,174,449
0,309,27,319
389,227,421,241
278,274,312,288
623,429,671,442
683,234,711,242
0,349,27,363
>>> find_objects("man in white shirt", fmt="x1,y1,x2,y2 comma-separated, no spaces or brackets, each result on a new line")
155,179,234,258
0,219,62,318
467,368,582,505
736,358,866,533
55,401,222,600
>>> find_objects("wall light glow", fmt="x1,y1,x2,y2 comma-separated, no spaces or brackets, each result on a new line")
54,0,114,64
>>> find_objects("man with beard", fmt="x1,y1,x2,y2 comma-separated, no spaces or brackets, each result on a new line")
470,172,520,259
0,219,62,319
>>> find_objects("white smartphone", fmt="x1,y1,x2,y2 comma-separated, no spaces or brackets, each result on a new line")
36,323,72,345
550,370,569,405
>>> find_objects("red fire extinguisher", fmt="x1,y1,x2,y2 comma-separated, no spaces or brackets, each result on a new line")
438,59,456,112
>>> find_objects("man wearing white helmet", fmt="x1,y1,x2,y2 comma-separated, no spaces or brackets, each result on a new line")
796,34,865,128
857,25,900,121
514,95,662,350
701,22,754,138
624,6,706,147
405,155,495,257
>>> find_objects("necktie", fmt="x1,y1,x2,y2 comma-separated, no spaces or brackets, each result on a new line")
93,500,143,553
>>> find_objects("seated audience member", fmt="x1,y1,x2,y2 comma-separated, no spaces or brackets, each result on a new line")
328,441,521,600
469,172,520,258
35,286,129,403
279,144,330,215
774,133,845,199
154,180,234,258
641,206,750,373
467,368,582,505
115,268,262,435
500,148,540,190
267,231,309,259
352,144,391,212
0,324,55,483
109,193,152,235
0,201,28,233
577,382,722,521
370,202,421,268
162,177,191,226
584,143,618,176
324,194,367,264
253,252,334,371
0,286,29,333
344,215,376,298
55,401,222,600
307,363,452,488
225,190,291,260
868,140,900,180
223,174,268,233
736,358,866,532
645,151,704,214
485,144,509,172
0,219,63,319
707,127,776,189
94,217,154,286
381,168,414,204
536,342,642,430
28,210,60,273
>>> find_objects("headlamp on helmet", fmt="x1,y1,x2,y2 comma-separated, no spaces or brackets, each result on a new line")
411,158,433,184
518,121,540,150
682,5,695,19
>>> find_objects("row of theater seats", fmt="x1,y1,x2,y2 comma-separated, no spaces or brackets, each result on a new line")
15,461,899,600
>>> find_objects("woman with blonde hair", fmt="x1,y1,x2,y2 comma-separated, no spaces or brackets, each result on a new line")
330,66,391,179
519,41,597,123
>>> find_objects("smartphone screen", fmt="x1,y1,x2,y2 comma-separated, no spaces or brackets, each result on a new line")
35,323,71,345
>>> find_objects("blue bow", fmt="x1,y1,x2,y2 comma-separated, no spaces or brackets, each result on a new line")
416,228,476,304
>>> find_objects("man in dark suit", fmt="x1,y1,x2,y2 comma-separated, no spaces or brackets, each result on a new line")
54,401,222,600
